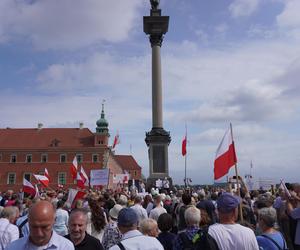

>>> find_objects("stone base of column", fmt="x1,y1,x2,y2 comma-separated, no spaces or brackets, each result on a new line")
145,127,171,189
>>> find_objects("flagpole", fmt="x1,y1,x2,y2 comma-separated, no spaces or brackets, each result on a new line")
184,124,188,188
230,123,243,223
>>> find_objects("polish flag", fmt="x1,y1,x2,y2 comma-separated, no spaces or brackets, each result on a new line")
23,178,36,196
67,188,86,208
70,156,78,180
76,172,85,189
80,166,89,186
112,132,120,149
33,174,49,187
45,168,50,181
182,135,187,156
214,126,237,180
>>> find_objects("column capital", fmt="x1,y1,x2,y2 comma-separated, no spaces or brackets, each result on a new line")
149,34,164,47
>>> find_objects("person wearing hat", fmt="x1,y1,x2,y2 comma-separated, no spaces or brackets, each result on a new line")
102,204,123,250
109,208,163,250
208,192,259,250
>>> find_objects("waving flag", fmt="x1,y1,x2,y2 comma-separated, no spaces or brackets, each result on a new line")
70,156,78,179
67,188,86,208
45,168,50,181
214,125,237,180
80,166,89,186
112,132,120,149
182,135,187,156
33,174,49,187
23,178,36,196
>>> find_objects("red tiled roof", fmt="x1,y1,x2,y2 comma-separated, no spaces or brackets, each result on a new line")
114,155,142,170
0,128,95,149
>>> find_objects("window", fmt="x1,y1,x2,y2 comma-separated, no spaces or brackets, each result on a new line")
60,154,66,163
0,153,2,161
134,170,137,177
11,154,17,163
76,154,83,163
24,173,31,181
26,154,32,163
58,172,66,185
92,154,98,163
7,173,16,184
98,140,103,144
41,154,48,163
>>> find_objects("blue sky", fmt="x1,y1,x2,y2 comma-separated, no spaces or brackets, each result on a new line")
1,0,300,185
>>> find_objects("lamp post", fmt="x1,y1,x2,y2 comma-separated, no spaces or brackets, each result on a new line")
144,0,171,188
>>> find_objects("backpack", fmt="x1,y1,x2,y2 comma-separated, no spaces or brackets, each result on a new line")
178,228,219,250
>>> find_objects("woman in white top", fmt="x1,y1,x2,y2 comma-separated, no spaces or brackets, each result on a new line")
53,200,69,236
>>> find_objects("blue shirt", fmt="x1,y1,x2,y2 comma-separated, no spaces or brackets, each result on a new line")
257,231,286,250
5,230,74,250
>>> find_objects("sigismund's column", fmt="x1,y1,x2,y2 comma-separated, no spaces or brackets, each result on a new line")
144,0,171,188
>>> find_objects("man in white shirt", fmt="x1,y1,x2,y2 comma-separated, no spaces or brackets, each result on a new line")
0,206,19,250
130,196,148,224
149,195,167,221
208,192,259,250
5,200,74,250
109,208,163,250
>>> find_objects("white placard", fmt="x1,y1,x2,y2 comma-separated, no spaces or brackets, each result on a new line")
90,169,109,186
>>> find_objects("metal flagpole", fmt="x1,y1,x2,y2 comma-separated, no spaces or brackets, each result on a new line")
230,123,243,223
184,124,187,188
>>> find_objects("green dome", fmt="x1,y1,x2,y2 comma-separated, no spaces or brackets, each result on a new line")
96,102,109,133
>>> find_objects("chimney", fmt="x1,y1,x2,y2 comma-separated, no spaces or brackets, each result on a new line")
37,123,43,130
79,122,84,129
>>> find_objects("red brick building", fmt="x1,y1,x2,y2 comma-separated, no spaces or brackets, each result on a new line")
114,155,142,180
0,106,142,191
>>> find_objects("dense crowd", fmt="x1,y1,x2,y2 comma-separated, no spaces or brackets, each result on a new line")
0,182,299,250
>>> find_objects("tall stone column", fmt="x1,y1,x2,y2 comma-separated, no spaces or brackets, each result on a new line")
144,0,171,188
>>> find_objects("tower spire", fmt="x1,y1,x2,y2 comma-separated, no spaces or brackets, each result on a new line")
96,100,109,134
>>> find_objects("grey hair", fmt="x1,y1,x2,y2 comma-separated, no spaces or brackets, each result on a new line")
1,206,19,220
258,207,277,228
139,218,157,235
185,206,201,226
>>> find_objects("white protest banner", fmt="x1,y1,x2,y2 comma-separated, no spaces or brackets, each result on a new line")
90,169,109,186
113,174,130,184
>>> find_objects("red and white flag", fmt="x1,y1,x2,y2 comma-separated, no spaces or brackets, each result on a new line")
23,178,36,196
80,166,89,186
76,172,85,189
112,132,120,149
45,168,50,181
70,156,78,180
33,174,49,187
182,135,187,156
67,188,86,208
214,125,237,180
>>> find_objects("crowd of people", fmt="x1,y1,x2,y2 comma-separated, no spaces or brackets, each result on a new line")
0,182,299,250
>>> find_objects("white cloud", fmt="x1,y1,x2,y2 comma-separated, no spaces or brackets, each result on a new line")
229,0,260,18
277,0,300,29
0,0,142,50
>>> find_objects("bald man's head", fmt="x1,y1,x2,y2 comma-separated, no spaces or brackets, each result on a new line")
28,201,55,246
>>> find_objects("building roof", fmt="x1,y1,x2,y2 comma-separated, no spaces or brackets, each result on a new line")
114,155,142,171
0,128,96,149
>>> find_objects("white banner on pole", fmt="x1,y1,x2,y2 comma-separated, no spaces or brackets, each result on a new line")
90,169,109,186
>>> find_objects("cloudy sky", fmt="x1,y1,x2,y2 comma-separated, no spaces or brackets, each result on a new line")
1,0,300,185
